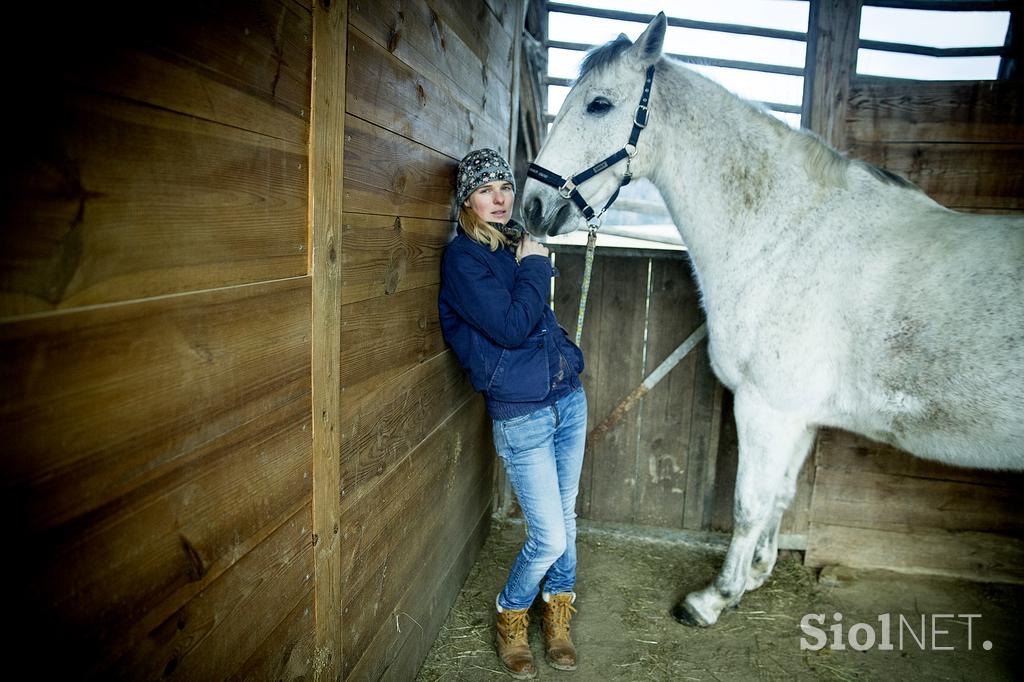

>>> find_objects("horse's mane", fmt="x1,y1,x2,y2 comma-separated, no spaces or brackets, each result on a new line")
791,132,921,192
579,34,633,80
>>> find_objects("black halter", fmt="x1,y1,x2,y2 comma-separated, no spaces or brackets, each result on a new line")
527,65,655,227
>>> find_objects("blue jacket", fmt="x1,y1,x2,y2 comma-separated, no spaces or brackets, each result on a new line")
438,227,584,419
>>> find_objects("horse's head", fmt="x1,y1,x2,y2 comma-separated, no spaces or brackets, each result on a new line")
523,12,667,237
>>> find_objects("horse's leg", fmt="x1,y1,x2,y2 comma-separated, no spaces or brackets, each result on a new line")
746,440,809,591
672,390,814,626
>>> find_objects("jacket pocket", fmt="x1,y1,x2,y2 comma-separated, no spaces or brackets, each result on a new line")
487,332,550,402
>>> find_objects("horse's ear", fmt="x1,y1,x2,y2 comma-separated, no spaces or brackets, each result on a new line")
628,12,666,68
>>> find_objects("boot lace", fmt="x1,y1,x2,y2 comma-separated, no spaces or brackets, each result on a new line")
503,609,530,644
544,596,577,639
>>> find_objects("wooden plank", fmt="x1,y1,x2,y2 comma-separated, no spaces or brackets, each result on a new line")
0,91,308,317
8,1,310,123
846,79,1024,144
682,338,721,530
344,397,493,679
21,398,311,676
346,26,506,160
64,47,308,144
847,140,1024,210
816,427,1024,487
0,277,311,536
353,509,490,681
107,504,315,679
343,177,454,222
340,212,452,305
635,257,703,528
139,0,313,118
426,0,516,90
310,2,346,679
339,350,475,504
806,0,863,149
586,256,649,522
805,523,1024,584
232,589,315,681
340,284,446,397
810,466,1024,536
711,391,739,532
343,114,457,219
483,0,519,37
349,0,512,141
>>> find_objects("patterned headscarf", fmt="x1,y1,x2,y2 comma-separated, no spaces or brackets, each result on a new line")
456,148,516,207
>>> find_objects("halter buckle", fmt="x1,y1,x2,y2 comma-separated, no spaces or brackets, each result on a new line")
558,178,577,200
624,143,638,159
634,104,649,128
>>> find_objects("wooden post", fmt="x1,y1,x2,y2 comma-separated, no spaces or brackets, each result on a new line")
804,0,863,150
310,0,346,679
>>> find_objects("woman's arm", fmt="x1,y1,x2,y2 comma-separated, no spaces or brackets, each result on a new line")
443,244,551,348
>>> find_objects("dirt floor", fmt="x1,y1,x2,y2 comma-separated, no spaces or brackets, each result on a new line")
417,518,1023,681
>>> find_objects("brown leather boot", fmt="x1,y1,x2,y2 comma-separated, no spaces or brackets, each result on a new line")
542,592,578,670
495,603,537,679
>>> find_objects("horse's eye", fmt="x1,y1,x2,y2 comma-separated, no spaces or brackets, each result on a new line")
586,97,612,115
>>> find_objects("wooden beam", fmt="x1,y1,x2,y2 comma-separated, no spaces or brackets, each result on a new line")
309,1,345,679
545,2,806,42
805,0,864,149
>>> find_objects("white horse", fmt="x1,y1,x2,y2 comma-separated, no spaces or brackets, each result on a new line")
522,13,1024,627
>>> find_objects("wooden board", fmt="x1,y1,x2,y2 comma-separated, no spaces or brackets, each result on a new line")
1,277,311,535
810,466,1023,537
806,523,1024,584
343,114,457,219
635,257,703,528
847,140,1024,211
339,283,446,397
1,92,308,316
847,79,1024,145
585,255,649,522
682,340,722,531
341,397,492,678
349,0,512,138
816,428,1024,487
310,1,347,677
53,2,311,143
346,27,506,160
340,212,452,305
106,504,314,679
232,589,315,681
340,350,474,505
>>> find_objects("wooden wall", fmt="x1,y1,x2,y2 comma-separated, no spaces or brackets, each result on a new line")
801,0,1024,581
338,0,521,677
1,0,523,679
2,1,315,678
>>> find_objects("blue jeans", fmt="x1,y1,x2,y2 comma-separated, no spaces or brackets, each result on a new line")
493,388,587,610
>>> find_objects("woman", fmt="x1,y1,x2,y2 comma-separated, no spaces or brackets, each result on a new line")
438,148,587,679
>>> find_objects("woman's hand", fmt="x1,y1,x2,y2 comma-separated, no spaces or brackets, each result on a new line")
516,234,550,261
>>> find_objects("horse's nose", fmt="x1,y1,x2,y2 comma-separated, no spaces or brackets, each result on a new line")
524,195,543,230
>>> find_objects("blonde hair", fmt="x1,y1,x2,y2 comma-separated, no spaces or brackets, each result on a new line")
458,205,509,252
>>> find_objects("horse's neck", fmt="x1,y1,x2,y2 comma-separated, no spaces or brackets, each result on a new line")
646,71,821,294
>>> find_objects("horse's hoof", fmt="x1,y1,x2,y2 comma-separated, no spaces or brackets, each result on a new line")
671,601,708,627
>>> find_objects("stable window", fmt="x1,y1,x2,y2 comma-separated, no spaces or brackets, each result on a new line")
857,3,1013,80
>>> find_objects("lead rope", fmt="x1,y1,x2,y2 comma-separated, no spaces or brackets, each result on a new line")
574,224,599,346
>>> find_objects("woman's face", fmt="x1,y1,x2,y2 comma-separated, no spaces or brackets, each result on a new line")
464,180,514,225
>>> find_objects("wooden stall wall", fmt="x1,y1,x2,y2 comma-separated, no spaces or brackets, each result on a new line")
338,0,522,678
2,0,524,679
2,1,316,679
803,0,1024,581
